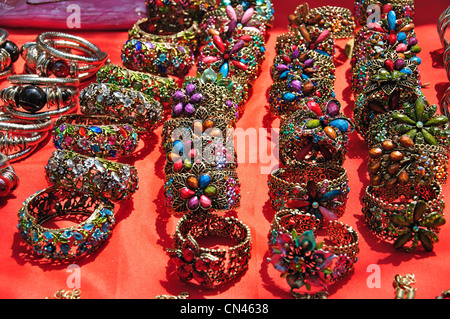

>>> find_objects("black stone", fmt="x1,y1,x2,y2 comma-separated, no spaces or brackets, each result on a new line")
15,85,47,113
1,40,20,63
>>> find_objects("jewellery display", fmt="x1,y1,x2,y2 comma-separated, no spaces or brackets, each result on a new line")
21,32,109,81
0,28,19,79
53,114,139,159
79,82,163,133
167,213,251,288
17,185,115,260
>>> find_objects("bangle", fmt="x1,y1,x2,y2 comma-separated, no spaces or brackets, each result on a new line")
201,4,268,40
288,3,355,39
170,78,238,121
197,31,264,83
353,88,423,142
45,150,139,202
367,136,449,188
167,212,251,288
53,114,139,159
367,97,450,150
21,32,108,81
0,113,53,133
0,153,19,196
0,28,19,79
218,0,275,28
354,1,415,27
128,18,200,51
362,182,445,252
164,162,240,215
441,86,450,118
96,64,178,107
267,214,359,296
279,100,354,167
121,39,194,78
17,185,115,260
438,6,450,48
79,82,163,133
268,165,349,224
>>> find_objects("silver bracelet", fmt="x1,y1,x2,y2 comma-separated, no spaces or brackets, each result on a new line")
0,28,19,79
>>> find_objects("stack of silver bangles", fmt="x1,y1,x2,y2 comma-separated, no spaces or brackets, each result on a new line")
438,6,450,117
0,28,19,79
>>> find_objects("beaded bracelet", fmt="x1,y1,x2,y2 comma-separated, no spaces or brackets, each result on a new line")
17,185,115,260
53,114,139,159
45,149,139,202
267,211,359,297
79,82,163,133
279,100,354,167
167,212,251,288
164,162,240,215
362,182,445,252
96,64,178,107
268,165,349,224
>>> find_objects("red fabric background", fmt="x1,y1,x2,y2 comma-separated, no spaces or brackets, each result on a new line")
1,0,449,299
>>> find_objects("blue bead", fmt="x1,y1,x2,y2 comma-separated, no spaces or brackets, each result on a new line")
411,57,422,65
279,70,289,80
387,11,396,31
397,32,407,42
136,41,142,51
219,62,229,78
320,189,342,202
400,67,412,76
283,92,296,102
90,126,102,133
198,174,211,189
330,119,350,132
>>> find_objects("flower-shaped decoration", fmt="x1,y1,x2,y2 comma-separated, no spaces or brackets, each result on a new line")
367,136,439,189
170,234,220,286
389,97,450,147
390,200,446,252
268,229,353,292
172,82,206,117
166,138,201,174
275,27,334,58
284,180,347,223
198,31,261,80
220,0,275,27
280,99,353,165
365,51,419,97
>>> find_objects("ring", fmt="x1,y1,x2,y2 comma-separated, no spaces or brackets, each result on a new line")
288,3,355,39
267,211,359,297
96,63,178,108
121,39,194,77
1,75,79,120
53,114,139,159
362,182,446,252
0,28,20,79
367,136,449,188
79,82,163,133
164,162,240,215
17,185,115,260
279,100,354,167
21,32,109,81
268,165,349,224
45,149,139,202
167,212,251,288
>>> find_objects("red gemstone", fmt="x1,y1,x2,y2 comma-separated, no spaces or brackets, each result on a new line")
51,60,71,77
182,248,195,263
192,271,206,284
195,258,209,271
388,34,397,45
171,255,185,267
384,59,394,72
178,265,193,280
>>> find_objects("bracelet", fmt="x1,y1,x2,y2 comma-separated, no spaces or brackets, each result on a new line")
17,185,115,260
96,63,178,108
0,152,19,197
45,150,139,202
288,3,355,39
21,32,108,81
53,114,139,159
362,182,445,252
441,86,450,118
267,214,359,296
367,136,449,188
0,28,19,79
170,78,238,121
167,212,251,288
164,162,240,215
268,165,349,224
0,113,53,133
128,18,201,51
367,97,450,150
79,82,163,133
438,6,450,48
279,100,354,167
354,0,415,27
121,39,194,77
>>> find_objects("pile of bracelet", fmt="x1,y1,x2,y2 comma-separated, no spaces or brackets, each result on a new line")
130,0,273,289
351,2,450,252
266,3,359,299
438,6,450,117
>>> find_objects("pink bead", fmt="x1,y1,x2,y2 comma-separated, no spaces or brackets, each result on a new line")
200,195,212,208
396,43,408,53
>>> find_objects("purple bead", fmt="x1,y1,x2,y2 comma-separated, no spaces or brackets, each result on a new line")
292,48,300,59
184,103,195,115
190,93,203,103
186,83,195,95
408,37,418,46
326,100,340,116
173,102,184,115
276,64,289,71
290,80,302,92
188,196,199,210
173,90,185,100
304,59,314,67
394,58,405,70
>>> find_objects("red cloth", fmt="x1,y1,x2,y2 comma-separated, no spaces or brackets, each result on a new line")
1,0,449,299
